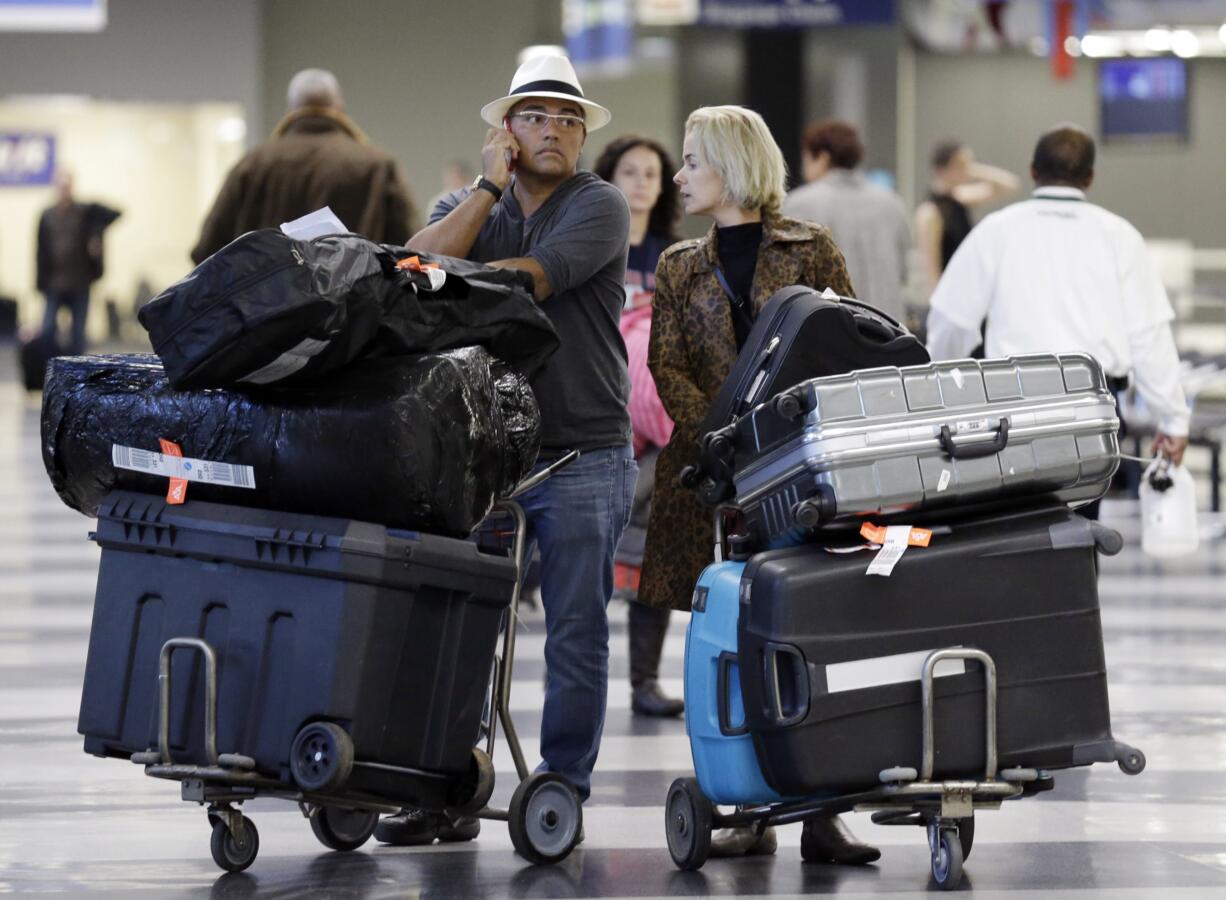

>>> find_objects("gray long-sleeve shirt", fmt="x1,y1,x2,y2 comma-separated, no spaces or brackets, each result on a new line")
782,169,911,322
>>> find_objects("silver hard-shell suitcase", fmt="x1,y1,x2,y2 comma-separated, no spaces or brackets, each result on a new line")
718,353,1120,544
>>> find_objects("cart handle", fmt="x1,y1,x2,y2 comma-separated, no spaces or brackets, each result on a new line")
921,648,998,782
509,450,580,498
157,638,221,767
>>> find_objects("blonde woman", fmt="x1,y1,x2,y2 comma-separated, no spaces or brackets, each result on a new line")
639,106,877,865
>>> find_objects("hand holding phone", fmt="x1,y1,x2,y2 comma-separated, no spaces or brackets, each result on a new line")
502,117,519,173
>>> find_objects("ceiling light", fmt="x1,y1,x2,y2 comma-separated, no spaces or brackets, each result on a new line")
1144,27,1172,52
1171,30,1200,58
217,117,247,143
1080,34,1121,58
1064,35,1082,56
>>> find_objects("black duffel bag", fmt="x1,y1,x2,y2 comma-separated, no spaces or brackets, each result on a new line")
41,347,540,536
138,230,559,389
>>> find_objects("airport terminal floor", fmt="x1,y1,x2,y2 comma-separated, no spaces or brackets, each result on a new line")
3,371,1226,899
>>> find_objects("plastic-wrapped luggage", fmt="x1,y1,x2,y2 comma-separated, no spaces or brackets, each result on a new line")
41,347,539,536
688,286,928,502
138,229,559,389
709,353,1120,547
736,505,1129,796
79,492,517,802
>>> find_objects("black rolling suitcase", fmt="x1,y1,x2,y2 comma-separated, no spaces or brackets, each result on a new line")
18,332,56,391
78,491,517,807
735,504,1134,797
688,287,928,502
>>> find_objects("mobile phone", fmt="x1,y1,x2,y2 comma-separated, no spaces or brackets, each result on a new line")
502,116,518,172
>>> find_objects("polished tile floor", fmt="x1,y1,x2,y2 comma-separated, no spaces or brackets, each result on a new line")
3,371,1226,898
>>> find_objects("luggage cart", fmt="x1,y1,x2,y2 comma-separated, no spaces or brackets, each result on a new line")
665,512,1146,890
128,453,583,872
667,643,1146,889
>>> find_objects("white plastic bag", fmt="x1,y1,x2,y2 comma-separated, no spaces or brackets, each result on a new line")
1139,457,1199,557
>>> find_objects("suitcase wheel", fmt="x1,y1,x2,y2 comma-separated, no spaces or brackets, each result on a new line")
508,772,583,865
290,721,354,793
210,814,259,873
309,805,379,851
1117,746,1146,776
928,823,963,891
665,777,712,871
447,747,497,815
773,391,806,421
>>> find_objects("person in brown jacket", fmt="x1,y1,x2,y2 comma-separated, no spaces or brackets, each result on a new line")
639,105,878,865
191,69,419,263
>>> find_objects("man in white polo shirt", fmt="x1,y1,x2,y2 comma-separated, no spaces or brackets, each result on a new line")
926,124,1189,514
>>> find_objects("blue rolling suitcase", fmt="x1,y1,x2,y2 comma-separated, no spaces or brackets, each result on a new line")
685,560,785,806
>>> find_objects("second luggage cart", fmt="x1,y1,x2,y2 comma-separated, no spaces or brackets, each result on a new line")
78,455,583,872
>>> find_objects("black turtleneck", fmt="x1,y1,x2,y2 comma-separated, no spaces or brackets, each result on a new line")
715,221,763,350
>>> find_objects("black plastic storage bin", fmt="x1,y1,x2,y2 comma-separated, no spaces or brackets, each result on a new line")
78,491,517,802
737,504,1124,797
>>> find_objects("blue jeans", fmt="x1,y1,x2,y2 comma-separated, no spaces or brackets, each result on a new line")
41,288,90,356
513,444,636,800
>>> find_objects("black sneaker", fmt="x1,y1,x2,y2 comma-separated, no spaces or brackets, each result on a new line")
374,809,480,846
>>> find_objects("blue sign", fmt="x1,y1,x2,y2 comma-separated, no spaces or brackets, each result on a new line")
0,132,56,186
0,0,106,32
564,0,634,72
700,0,894,28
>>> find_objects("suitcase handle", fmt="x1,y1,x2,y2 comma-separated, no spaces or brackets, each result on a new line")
938,417,1010,459
761,643,809,728
716,652,749,737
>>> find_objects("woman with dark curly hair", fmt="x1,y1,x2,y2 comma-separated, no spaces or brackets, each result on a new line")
593,135,685,718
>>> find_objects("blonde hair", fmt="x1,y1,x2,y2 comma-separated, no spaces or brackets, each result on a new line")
684,105,788,214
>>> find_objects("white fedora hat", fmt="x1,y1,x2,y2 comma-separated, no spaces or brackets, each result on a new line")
481,53,611,131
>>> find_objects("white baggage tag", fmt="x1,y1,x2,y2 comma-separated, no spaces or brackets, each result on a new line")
112,444,256,490
866,525,913,577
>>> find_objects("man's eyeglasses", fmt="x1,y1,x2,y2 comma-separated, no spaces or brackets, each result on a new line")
508,111,586,132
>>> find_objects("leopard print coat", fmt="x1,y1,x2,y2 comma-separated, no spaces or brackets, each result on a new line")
637,213,855,611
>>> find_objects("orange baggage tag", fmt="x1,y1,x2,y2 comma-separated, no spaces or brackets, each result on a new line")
159,438,188,505
859,522,933,548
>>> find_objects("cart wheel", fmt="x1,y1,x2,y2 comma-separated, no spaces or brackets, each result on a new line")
210,815,259,873
449,747,497,815
290,722,354,793
665,777,712,871
930,827,963,891
508,773,583,865
958,816,975,861
310,805,379,852
1118,747,1146,776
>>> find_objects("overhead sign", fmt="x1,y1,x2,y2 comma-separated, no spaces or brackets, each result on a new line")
0,132,56,186
699,0,894,28
564,0,635,74
0,0,106,32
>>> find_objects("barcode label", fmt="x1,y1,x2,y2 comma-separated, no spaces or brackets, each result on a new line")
111,444,256,490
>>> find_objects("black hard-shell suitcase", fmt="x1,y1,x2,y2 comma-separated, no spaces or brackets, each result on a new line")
78,492,517,807
736,505,1132,797
688,287,928,502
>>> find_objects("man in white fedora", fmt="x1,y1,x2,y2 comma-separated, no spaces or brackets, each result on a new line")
376,53,636,848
